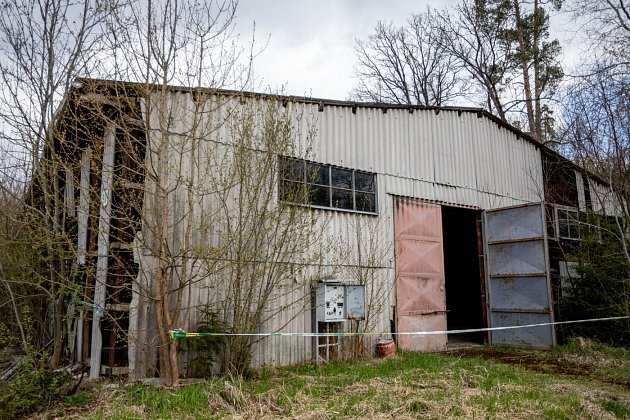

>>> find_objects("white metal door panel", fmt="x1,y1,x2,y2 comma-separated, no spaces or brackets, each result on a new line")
484,203,555,348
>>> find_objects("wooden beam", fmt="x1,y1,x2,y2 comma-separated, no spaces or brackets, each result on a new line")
90,127,116,379
79,92,121,107
77,149,91,265
64,166,76,217
116,179,144,191
122,115,145,127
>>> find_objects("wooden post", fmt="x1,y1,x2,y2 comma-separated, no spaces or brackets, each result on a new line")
77,149,91,265
90,127,115,379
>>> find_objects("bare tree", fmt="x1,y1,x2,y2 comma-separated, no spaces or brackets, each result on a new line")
193,98,328,374
342,216,392,357
90,0,246,385
434,1,515,120
354,1,564,142
561,66,630,225
353,9,466,106
0,0,110,369
569,0,630,71
436,0,563,141
558,64,630,342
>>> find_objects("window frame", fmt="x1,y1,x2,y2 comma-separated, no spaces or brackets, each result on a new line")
555,206,581,240
279,157,378,215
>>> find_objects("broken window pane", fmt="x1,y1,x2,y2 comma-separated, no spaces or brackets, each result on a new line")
557,208,580,239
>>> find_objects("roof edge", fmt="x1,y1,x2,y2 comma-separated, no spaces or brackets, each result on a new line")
69,77,608,187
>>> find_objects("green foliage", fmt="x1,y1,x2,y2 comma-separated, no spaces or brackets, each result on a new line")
558,216,630,347
602,399,630,418
65,390,96,407
182,307,225,378
0,357,71,419
0,322,18,350
0,304,75,418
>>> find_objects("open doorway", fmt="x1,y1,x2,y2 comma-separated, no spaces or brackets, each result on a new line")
441,206,486,346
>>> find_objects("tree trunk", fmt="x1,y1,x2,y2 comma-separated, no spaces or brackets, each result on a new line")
512,0,537,138
533,0,543,140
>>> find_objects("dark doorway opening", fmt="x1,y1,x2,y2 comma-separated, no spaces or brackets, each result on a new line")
441,206,485,346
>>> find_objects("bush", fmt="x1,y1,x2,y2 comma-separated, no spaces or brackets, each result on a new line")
0,357,71,419
182,307,225,378
558,216,630,347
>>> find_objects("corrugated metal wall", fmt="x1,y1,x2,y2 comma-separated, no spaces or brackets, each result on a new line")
308,104,543,209
131,91,544,371
588,177,622,216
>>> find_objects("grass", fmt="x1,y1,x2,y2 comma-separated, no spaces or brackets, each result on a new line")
44,341,630,419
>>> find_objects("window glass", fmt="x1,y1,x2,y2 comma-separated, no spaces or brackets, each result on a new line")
331,188,353,210
354,171,375,192
331,168,352,189
279,157,377,214
355,192,376,213
558,215,570,238
280,158,304,181
280,180,304,203
306,163,329,185
557,208,580,239
309,185,330,207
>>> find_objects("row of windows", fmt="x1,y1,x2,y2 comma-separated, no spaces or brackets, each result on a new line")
279,157,378,214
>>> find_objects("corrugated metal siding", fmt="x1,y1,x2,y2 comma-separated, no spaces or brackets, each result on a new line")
588,177,622,216
307,104,542,209
133,91,545,370
575,171,586,211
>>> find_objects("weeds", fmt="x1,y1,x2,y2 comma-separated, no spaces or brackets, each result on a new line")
47,343,630,419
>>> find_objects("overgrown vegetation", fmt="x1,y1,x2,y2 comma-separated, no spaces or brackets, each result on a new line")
41,342,630,419
0,358,71,419
181,307,225,378
0,297,76,419
558,216,630,347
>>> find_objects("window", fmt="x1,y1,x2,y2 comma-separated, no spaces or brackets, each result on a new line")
279,157,377,214
556,208,580,239
558,260,581,298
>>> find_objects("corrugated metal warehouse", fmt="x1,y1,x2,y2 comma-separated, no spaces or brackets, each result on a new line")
52,79,617,379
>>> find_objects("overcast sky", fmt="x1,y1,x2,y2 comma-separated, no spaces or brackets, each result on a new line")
234,0,579,101
235,0,457,100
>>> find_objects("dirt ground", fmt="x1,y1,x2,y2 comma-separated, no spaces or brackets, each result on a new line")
447,344,630,389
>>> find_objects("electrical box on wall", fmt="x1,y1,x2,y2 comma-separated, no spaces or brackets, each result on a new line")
315,284,345,322
315,281,365,322
345,285,366,320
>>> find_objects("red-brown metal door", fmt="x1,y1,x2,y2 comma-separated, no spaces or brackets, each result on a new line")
394,197,447,351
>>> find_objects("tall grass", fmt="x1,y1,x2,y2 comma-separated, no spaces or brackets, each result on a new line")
52,343,630,419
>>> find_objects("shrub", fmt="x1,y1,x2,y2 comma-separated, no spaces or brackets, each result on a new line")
0,357,71,419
